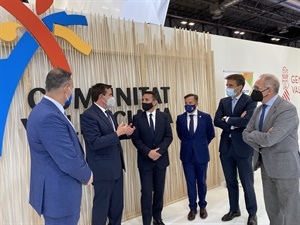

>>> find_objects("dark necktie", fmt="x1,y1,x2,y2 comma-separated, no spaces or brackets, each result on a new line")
149,113,155,135
105,110,115,131
259,104,268,132
189,114,194,135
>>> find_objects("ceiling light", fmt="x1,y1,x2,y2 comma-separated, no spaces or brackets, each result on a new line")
234,31,240,34
188,22,195,26
181,21,187,25
239,32,245,35
271,38,280,41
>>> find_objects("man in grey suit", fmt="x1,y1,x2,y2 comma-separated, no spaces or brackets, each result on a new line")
243,74,300,225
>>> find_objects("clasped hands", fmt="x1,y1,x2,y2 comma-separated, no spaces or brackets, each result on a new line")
148,148,161,161
116,122,136,136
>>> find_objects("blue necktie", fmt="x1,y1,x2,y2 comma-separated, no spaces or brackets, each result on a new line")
189,115,194,135
149,113,155,135
259,104,268,132
232,98,237,113
105,110,115,131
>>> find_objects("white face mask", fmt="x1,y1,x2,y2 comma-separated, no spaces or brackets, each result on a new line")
105,96,116,108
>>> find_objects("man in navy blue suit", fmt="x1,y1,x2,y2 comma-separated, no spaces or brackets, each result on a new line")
80,83,135,225
26,68,93,225
214,74,258,225
132,91,173,225
176,93,215,221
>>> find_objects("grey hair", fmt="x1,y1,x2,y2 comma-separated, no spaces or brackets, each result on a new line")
260,73,280,94
45,68,72,92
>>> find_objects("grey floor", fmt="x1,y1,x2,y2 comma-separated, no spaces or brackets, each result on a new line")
123,169,269,225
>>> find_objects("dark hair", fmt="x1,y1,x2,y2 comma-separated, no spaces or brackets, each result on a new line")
90,83,112,102
45,68,72,92
225,74,245,87
143,91,157,101
184,93,198,102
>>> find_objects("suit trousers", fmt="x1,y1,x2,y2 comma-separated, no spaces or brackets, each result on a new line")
139,164,166,225
44,213,80,225
92,172,124,225
261,164,300,225
182,160,208,210
220,139,257,215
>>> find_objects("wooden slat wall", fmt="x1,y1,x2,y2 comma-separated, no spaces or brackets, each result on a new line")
0,11,220,224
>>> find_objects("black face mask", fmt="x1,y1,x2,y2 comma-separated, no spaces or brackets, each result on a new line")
142,102,153,111
250,88,269,102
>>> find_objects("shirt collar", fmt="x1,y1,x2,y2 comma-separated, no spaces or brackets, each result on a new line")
146,109,156,117
232,92,242,100
188,109,198,116
44,95,64,114
264,94,279,107
94,102,107,114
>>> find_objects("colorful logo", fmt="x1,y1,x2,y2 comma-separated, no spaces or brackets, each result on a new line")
281,66,290,101
0,0,92,156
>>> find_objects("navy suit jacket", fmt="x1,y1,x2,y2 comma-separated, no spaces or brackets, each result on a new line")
80,103,126,181
176,110,215,164
26,98,91,218
132,110,173,170
214,93,257,157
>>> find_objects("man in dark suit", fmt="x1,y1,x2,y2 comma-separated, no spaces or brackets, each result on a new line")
176,93,215,221
131,91,173,225
80,83,135,225
243,74,300,225
26,68,93,225
214,74,258,225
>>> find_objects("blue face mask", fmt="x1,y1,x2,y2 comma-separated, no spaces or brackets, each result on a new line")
65,87,73,105
185,104,196,113
226,88,236,97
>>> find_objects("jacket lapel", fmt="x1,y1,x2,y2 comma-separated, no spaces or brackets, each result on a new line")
263,96,282,131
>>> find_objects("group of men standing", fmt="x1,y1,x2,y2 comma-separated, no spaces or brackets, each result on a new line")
26,68,300,225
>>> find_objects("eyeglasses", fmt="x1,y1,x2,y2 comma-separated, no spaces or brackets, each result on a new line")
253,86,270,92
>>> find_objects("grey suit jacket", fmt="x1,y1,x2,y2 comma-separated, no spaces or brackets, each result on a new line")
242,96,300,179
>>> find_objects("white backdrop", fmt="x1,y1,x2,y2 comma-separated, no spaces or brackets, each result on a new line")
28,0,170,25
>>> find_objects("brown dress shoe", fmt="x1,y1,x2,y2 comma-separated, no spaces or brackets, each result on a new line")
200,208,208,219
187,210,197,221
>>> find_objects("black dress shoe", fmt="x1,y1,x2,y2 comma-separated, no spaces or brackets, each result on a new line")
221,210,241,221
247,215,257,225
153,219,165,225
187,210,197,221
200,208,208,219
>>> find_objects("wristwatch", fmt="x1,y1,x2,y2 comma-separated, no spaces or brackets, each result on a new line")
222,116,228,121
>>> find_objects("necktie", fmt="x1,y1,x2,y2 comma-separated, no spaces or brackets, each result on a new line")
189,115,194,135
232,98,237,113
149,113,155,135
105,110,115,131
259,104,268,131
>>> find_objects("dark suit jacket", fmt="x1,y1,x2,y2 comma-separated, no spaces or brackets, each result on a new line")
214,93,257,157
80,103,126,181
131,110,173,170
176,110,215,164
26,98,91,218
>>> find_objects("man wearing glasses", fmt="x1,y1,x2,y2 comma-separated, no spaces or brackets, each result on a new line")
243,74,300,225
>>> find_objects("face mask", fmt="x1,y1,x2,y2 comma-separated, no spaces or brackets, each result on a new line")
250,88,269,102
65,87,72,105
185,104,196,113
142,102,153,111
226,88,236,97
106,96,115,108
